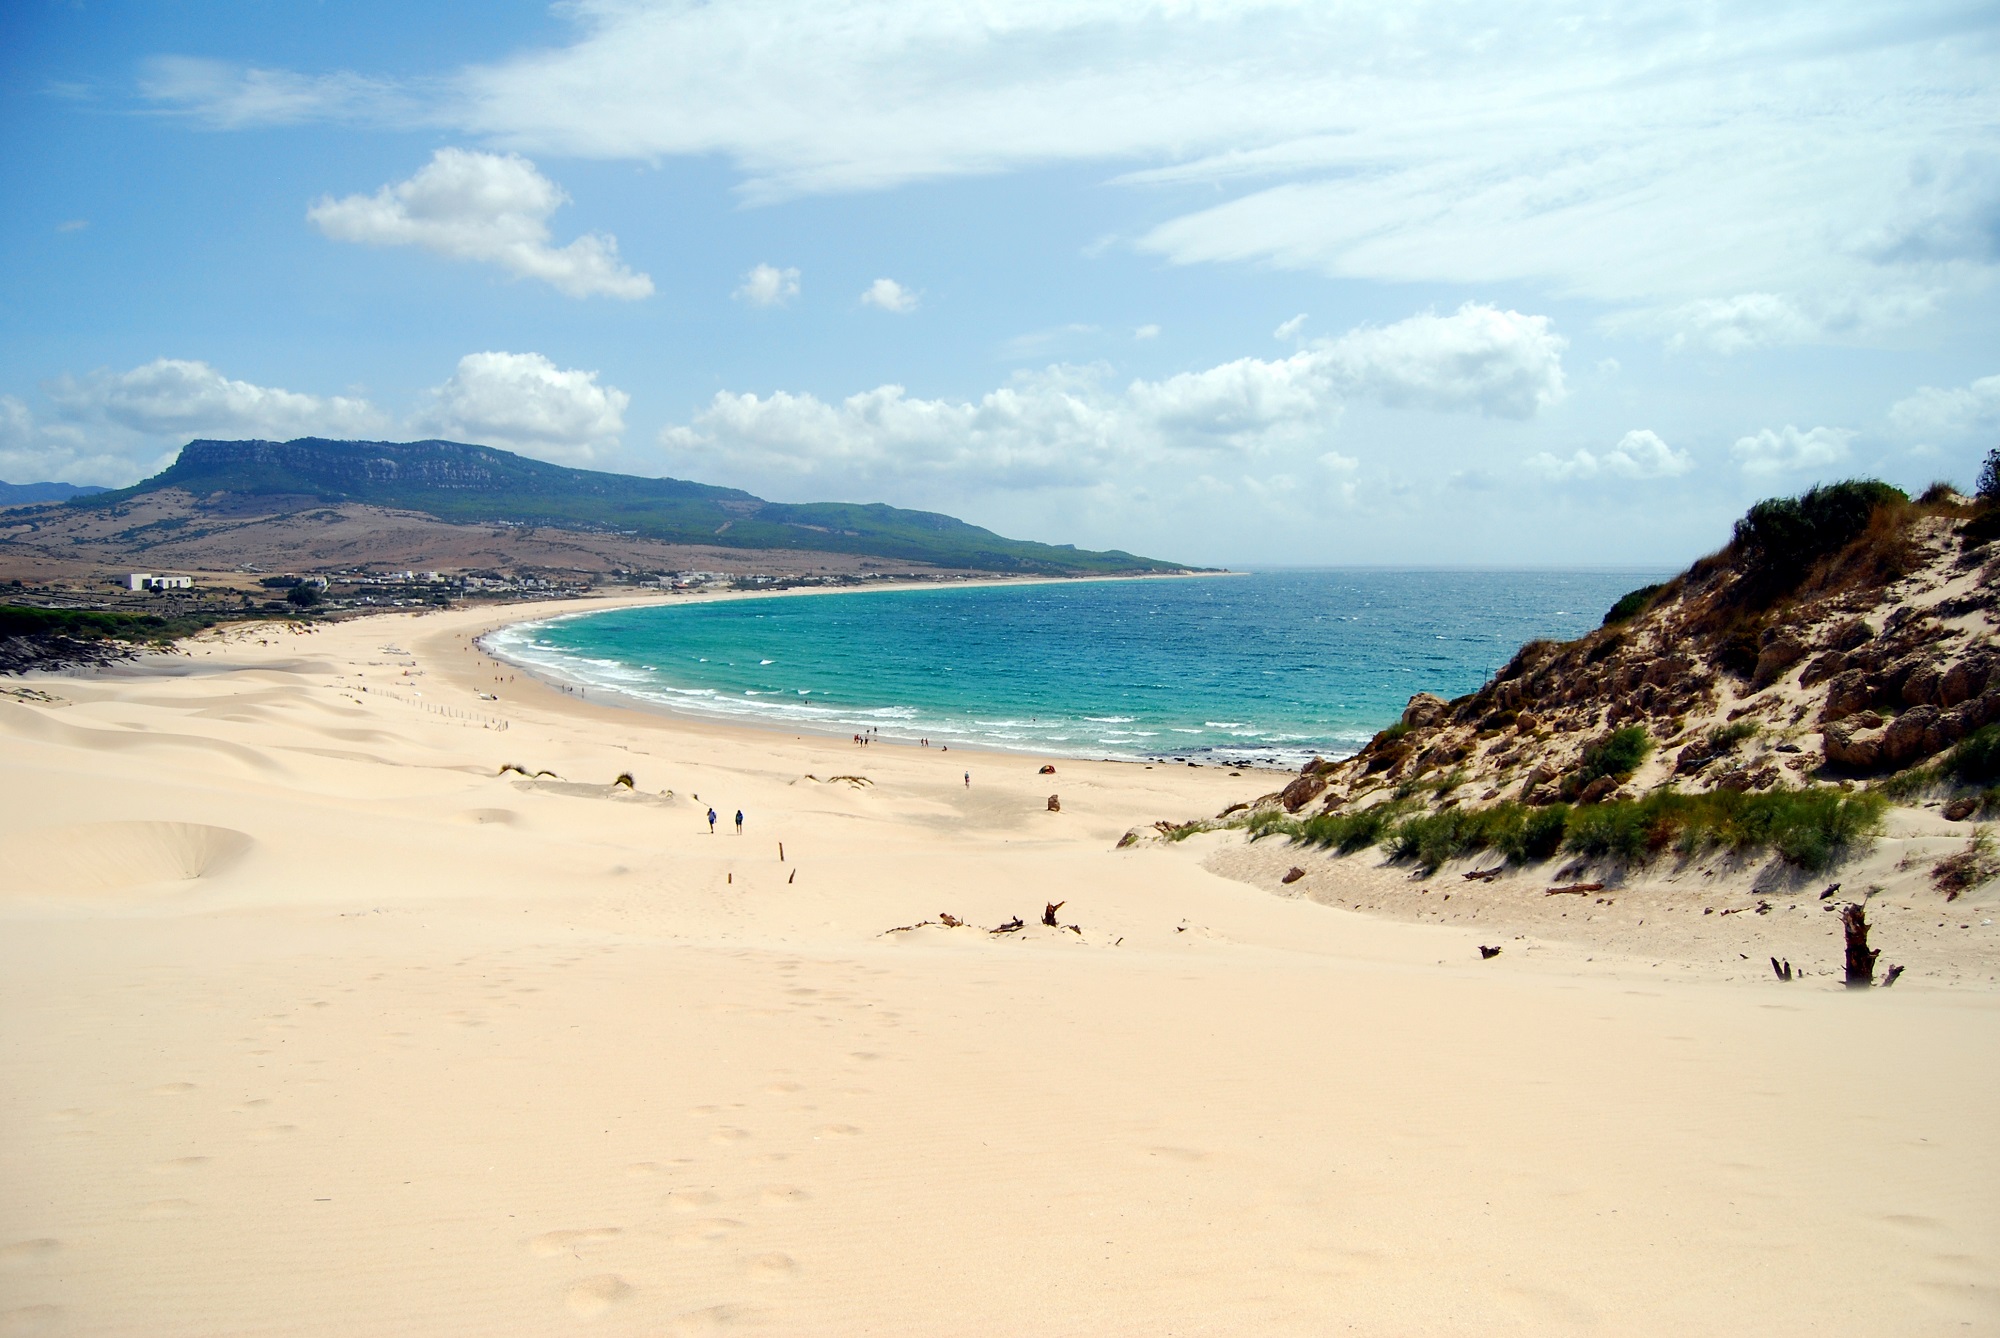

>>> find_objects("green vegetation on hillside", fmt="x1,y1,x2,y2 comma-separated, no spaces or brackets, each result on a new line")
1244,787,1884,874
0,604,232,644
80,438,1188,575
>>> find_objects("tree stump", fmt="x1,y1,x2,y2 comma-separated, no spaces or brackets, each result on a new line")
1841,903,1880,988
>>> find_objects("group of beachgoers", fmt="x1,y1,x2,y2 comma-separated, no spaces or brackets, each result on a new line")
851,727,950,753
705,806,743,835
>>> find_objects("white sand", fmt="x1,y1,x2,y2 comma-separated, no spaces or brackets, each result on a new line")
2,599,1996,1335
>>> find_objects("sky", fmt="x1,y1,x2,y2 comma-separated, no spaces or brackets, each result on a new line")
2,0,1997,569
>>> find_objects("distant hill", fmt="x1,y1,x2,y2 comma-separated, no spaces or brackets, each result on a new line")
76,438,1186,575
0,480,108,508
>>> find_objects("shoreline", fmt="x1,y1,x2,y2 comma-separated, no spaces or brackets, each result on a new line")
468,570,1309,773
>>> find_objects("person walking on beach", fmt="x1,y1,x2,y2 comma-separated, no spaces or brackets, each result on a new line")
964,771,970,788
706,807,717,834
734,809,744,835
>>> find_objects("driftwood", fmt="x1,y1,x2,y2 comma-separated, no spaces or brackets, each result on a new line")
1281,867,1306,885
788,869,796,884
1881,963,1906,987
1047,794,1061,812
1818,882,1841,900
1463,867,1505,882
991,917,1024,934
940,913,964,927
1770,957,1793,982
613,772,634,789
1842,903,1881,988
1478,945,1502,959
1041,901,1066,927
1545,882,1605,896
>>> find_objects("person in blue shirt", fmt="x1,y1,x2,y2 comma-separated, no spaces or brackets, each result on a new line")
734,809,744,835
706,807,717,833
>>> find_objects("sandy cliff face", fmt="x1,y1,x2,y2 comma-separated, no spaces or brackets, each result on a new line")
1290,503,1999,818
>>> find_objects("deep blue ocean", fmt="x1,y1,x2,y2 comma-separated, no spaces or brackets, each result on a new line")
487,570,1670,768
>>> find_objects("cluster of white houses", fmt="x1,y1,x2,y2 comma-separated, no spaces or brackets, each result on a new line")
126,573,192,591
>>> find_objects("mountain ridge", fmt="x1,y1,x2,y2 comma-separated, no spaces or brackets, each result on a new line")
76,438,1187,575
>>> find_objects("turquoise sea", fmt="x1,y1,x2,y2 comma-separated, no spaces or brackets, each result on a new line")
486,570,1671,768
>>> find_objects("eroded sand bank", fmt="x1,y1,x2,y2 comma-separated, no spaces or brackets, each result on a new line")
2,600,1995,1335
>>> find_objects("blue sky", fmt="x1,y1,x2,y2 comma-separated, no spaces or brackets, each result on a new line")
3,0,1997,567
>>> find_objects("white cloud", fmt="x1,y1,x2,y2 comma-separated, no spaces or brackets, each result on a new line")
55,219,88,234
307,148,653,300
139,55,408,128
663,304,1566,492
1273,314,1308,341
1133,324,1160,341
412,352,628,463
860,277,918,313
45,358,387,440
139,4,1996,347
734,263,800,307
1318,304,1567,419
1888,372,2000,441
1530,429,1694,482
1731,425,1856,476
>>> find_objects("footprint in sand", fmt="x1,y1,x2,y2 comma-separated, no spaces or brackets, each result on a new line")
814,1124,862,1139
150,1083,196,1096
665,1219,743,1248
759,1185,810,1206
624,1162,663,1178
529,1228,623,1259
0,1240,60,1266
763,1081,804,1094
149,1157,210,1173
664,1190,720,1212
710,1127,752,1145
1143,1146,1211,1163
0,1304,63,1334
247,1125,298,1141
745,1252,800,1280
564,1274,632,1318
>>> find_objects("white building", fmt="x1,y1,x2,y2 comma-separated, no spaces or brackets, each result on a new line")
127,573,192,591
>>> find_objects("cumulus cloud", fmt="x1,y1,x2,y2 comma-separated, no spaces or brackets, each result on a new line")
412,352,628,463
1134,324,1160,341
662,304,1566,491
1731,425,1856,476
6,359,390,487
1529,429,1694,482
308,149,653,299
45,358,387,440
1318,304,1566,419
1273,314,1308,342
860,277,918,313
1888,372,2000,441
734,263,800,307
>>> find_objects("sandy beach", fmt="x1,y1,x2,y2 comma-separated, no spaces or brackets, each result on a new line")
3,598,1996,1336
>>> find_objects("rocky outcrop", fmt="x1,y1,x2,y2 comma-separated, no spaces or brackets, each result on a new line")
1289,500,1996,810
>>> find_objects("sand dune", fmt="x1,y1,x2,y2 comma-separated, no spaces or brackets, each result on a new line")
1,598,1995,1335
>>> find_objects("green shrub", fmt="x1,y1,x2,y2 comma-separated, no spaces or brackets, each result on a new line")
1577,726,1652,786
1944,725,2000,787
1603,583,1665,625
1732,479,1908,597
1564,802,1651,860
1295,804,1406,854
1978,447,1999,503
1502,804,1571,861
1708,720,1760,750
